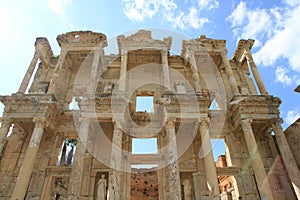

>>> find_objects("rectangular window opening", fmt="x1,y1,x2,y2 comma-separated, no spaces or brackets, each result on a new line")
210,138,226,162
132,138,157,154
136,96,154,113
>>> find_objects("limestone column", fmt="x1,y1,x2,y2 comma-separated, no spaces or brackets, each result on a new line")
165,119,181,200
240,118,274,199
87,49,101,95
199,118,220,198
11,118,47,200
0,119,12,156
47,49,67,94
220,51,239,94
244,50,267,94
161,50,171,90
67,118,90,199
108,121,123,200
18,51,39,93
188,51,201,93
271,119,300,199
119,49,128,91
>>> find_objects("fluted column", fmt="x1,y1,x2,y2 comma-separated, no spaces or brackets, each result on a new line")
108,121,123,200
199,118,220,198
67,118,90,199
188,51,201,93
161,50,171,90
18,51,39,93
165,118,181,200
271,119,300,199
119,49,127,91
11,118,47,200
244,50,267,94
0,119,12,157
220,51,239,94
47,49,67,94
240,118,274,200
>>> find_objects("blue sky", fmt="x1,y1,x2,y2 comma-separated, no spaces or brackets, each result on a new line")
0,0,300,159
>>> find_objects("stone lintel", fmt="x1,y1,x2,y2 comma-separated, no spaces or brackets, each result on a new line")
232,39,255,61
216,167,240,176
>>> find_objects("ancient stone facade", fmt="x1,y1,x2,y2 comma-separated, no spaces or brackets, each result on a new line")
0,30,299,200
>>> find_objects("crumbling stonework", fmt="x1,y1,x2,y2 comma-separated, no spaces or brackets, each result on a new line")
0,30,299,199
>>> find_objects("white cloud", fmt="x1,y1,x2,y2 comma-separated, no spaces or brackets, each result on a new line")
227,1,300,87
168,7,210,29
47,0,72,16
275,66,293,85
123,0,160,21
227,1,272,46
285,108,300,124
254,5,300,73
122,0,214,29
198,0,219,10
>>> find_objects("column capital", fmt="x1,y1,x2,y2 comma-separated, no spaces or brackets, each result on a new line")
165,118,176,128
32,117,49,128
270,118,283,131
240,118,252,127
0,118,12,126
199,117,210,126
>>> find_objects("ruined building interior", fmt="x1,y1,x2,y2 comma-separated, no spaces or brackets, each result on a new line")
0,30,299,200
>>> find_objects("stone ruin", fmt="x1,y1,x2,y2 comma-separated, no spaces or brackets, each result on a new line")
0,30,299,199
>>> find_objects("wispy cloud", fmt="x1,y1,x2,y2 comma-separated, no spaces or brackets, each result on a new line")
47,0,72,16
285,108,300,124
227,1,300,87
122,0,216,29
197,0,219,10
275,67,300,85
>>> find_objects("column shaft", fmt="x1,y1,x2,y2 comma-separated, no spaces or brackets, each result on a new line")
244,50,267,94
199,118,220,198
88,49,101,95
165,119,181,200
161,50,171,90
108,122,123,200
188,51,201,93
11,119,45,200
47,50,67,94
67,119,90,199
271,120,300,199
221,51,239,94
240,118,273,199
119,50,127,91
0,119,11,157
18,51,39,93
